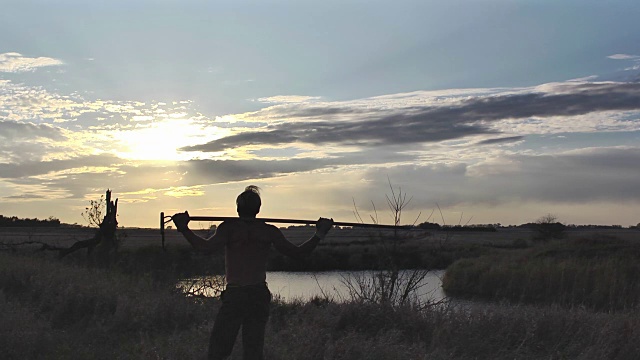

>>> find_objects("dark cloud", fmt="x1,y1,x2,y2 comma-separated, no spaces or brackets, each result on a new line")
477,136,525,145
183,115,494,152
362,147,640,207
496,148,640,203
185,158,331,183
3,194,47,199
271,104,369,118
0,142,61,164
0,154,120,179
183,149,415,184
182,82,640,152
0,121,69,162
184,130,300,152
0,120,65,140
453,82,640,118
0,149,415,198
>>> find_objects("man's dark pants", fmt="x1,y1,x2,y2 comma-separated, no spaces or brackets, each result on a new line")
208,284,271,360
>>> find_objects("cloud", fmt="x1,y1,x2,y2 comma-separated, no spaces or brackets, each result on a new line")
4,194,48,200
0,78,223,163
163,186,205,198
0,120,65,140
0,52,64,73
0,157,326,200
476,136,525,145
467,147,640,204
0,79,203,131
1,60,639,223
181,149,416,185
0,154,121,179
0,80,90,124
182,82,640,152
0,120,71,163
0,145,420,202
256,95,322,104
359,146,640,208
608,54,640,60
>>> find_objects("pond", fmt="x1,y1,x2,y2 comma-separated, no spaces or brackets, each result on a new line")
179,269,446,304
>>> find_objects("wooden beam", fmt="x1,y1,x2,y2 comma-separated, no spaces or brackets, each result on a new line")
162,214,411,230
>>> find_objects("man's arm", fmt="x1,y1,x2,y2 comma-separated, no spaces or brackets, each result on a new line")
172,212,226,253
272,217,333,258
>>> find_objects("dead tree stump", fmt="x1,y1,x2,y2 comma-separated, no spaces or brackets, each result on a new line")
59,190,119,263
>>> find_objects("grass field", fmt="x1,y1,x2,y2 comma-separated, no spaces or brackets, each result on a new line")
443,232,640,311
2,225,638,271
2,227,640,359
2,245,640,360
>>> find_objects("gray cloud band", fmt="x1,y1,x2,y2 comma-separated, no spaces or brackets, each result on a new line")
0,120,65,140
2,145,639,205
182,82,640,152
0,154,121,179
0,150,413,197
477,136,525,145
362,147,640,205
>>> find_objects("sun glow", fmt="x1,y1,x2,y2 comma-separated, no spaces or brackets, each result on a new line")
115,117,227,161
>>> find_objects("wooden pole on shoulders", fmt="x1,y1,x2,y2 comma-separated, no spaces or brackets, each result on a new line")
161,213,411,231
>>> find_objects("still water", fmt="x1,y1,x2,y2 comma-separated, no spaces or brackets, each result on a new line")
181,270,446,303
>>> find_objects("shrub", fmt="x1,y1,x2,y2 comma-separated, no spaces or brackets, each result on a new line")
532,214,566,241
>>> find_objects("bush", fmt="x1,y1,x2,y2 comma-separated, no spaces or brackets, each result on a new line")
532,214,566,241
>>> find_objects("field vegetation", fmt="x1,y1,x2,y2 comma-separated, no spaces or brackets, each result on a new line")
443,234,640,311
3,243,640,360
1,225,639,359
3,198,640,359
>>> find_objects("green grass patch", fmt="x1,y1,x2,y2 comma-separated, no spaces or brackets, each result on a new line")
443,236,640,310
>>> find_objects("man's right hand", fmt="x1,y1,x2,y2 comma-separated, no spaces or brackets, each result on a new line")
172,211,190,233
315,217,334,239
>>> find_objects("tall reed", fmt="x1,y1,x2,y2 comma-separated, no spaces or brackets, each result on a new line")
443,236,640,310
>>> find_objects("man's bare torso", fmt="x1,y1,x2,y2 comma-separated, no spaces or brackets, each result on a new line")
220,219,280,286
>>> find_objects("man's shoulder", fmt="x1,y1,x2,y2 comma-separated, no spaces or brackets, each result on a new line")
263,223,282,232
258,222,282,233
220,219,280,231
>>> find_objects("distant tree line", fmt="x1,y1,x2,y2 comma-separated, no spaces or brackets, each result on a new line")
0,215,61,227
416,222,497,232
517,223,628,230
565,224,625,229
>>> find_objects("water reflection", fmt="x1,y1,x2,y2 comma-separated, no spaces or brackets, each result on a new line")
179,270,446,304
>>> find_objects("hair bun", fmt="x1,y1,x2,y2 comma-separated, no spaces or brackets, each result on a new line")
244,185,261,195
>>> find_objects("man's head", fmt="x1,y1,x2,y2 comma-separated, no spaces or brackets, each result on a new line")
236,185,261,217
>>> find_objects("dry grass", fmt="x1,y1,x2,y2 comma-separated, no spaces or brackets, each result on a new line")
3,246,640,359
443,235,640,311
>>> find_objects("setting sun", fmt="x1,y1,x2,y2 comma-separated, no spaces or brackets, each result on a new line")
115,117,227,161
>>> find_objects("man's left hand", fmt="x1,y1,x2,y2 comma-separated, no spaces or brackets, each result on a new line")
172,211,190,233
315,217,334,239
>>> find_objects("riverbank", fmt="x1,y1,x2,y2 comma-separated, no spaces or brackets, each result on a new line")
2,248,640,359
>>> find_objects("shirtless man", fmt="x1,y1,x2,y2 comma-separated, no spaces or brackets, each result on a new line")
172,185,333,360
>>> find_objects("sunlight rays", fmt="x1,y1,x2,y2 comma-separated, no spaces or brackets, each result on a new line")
114,116,228,161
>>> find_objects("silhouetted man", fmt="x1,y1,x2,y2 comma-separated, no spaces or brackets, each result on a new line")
172,185,333,360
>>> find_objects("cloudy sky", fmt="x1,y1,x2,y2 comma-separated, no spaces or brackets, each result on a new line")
2,0,640,228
